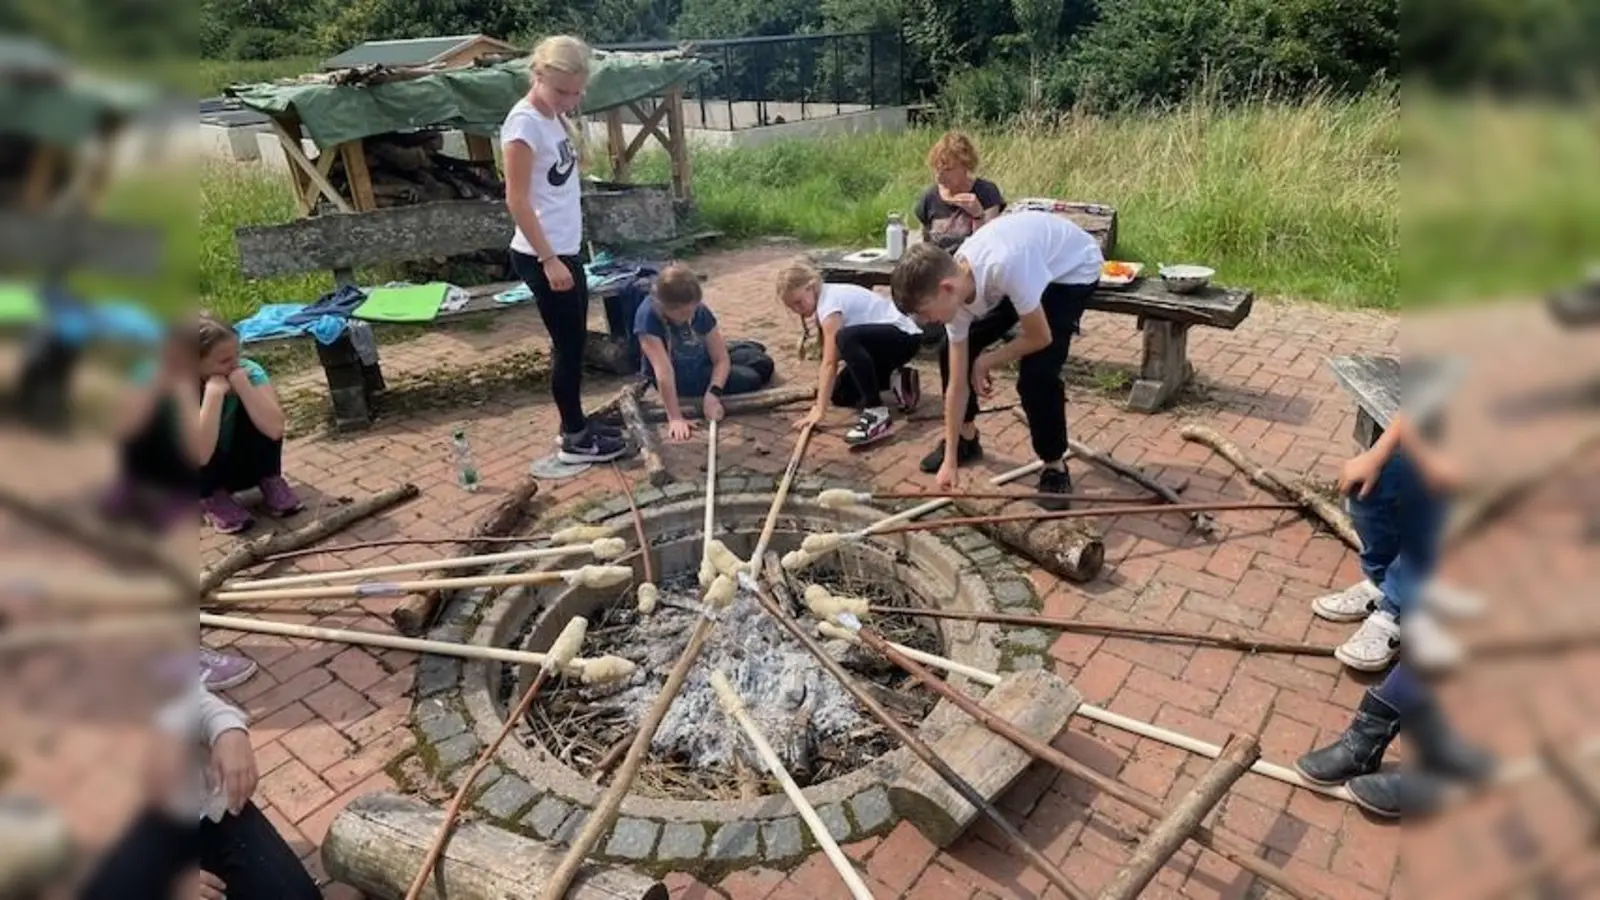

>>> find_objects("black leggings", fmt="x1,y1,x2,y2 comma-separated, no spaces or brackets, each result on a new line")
120,403,284,496
829,325,922,409
936,282,1092,462
511,249,590,436
198,408,284,496
120,404,194,493
77,803,319,900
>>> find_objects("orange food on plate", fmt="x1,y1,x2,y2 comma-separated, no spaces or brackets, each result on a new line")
1102,261,1137,279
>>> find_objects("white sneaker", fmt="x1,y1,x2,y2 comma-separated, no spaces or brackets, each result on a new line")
1313,580,1384,623
1423,580,1485,620
1403,610,1465,672
1336,610,1401,672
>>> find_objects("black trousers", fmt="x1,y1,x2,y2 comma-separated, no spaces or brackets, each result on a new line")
830,325,922,409
120,404,195,493
77,803,319,900
511,249,590,435
197,408,284,496
671,341,775,397
936,282,1092,462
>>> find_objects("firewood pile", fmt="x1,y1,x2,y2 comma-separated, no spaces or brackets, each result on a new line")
316,131,505,215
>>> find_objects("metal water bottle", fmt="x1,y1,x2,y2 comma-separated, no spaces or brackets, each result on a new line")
885,212,908,261
451,428,481,492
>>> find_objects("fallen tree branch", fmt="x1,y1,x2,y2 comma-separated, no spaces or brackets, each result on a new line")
638,384,815,422
199,483,421,594
617,380,670,487
1178,424,1361,550
1065,435,1211,536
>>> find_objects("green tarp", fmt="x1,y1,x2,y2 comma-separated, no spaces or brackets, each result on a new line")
229,52,712,150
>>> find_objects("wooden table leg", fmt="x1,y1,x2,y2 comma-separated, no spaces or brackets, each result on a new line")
1127,319,1191,413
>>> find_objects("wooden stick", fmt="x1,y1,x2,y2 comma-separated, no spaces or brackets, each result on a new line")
853,459,1048,538
209,566,631,603
752,422,815,564
264,535,545,563
393,477,545,636
1097,734,1262,900
200,483,422,593
404,618,588,900
851,626,1329,900
710,669,876,900
1065,435,1215,536
196,613,631,680
859,490,1175,505
702,418,719,566
225,543,609,591
613,463,655,584
1178,425,1361,550
867,606,1337,657
752,562,1088,900
618,380,671,487
538,424,814,900
0,482,193,593
870,499,1299,538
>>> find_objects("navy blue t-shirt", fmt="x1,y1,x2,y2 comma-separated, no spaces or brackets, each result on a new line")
633,301,718,382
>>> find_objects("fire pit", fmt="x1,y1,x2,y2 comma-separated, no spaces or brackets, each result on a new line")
412,477,1050,873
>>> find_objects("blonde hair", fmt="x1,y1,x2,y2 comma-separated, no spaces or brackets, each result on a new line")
774,259,822,303
926,131,980,173
530,35,592,163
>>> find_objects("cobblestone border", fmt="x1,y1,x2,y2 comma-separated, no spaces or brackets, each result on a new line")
409,472,1046,875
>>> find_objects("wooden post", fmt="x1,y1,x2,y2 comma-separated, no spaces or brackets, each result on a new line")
1096,734,1261,900
664,87,692,202
464,133,496,163
605,108,629,182
341,140,378,212
1127,319,1192,413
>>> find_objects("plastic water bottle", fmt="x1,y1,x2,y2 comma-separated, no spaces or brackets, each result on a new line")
451,428,481,492
885,212,908,261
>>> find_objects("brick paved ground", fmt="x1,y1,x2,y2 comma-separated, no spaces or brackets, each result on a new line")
3,245,1597,899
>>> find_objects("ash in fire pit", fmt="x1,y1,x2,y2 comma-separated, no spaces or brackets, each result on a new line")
521,562,942,801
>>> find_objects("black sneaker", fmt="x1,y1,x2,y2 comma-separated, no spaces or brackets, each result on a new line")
557,427,629,464
587,418,623,439
892,368,921,413
1037,467,1073,511
919,434,983,473
845,407,892,447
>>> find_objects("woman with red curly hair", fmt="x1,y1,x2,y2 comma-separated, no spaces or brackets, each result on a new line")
914,131,1006,249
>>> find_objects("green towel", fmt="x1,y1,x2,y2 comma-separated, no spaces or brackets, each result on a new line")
352,283,449,323
0,282,43,324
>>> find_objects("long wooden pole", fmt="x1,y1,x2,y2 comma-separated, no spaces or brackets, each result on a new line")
1064,436,1214,535
223,543,612,592
537,424,815,900
847,490,1170,505
848,458,1045,538
852,626,1330,900
710,669,875,900
403,617,588,900
702,419,719,567
870,499,1299,538
866,606,1337,657
1097,734,1261,900
752,561,1088,900
209,566,630,604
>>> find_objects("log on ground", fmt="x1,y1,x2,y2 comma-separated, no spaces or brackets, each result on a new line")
637,384,816,423
617,381,671,487
890,669,1082,846
952,496,1105,583
323,793,667,900
391,478,545,635
200,483,421,595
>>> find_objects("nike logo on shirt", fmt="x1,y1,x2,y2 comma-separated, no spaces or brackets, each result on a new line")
548,139,577,187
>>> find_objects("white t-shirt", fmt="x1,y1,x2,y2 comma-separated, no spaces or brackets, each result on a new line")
815,283,922,336
501,98,583,257
946,210,1104,341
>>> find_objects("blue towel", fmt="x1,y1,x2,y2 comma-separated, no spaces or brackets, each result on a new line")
235,303,347,345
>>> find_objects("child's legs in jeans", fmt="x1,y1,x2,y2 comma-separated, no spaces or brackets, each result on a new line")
1346,452,1407,587
1373,452,1446,620
1371,660,1430,716
1015,284,1091,462
836,325,920,409
937,304,1018,426
200,413,284,496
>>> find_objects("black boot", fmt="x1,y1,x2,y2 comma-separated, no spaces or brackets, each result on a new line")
1404,697,1496,783
1037,467,1073,511
1347,770,1447,819
1295,689,1400,785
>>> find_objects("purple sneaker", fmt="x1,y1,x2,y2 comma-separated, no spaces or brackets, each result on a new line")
258,475,304,516
201,491,254,534
200,648,258,690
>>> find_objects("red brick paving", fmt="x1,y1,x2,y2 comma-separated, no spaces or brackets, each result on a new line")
3,245,1597,899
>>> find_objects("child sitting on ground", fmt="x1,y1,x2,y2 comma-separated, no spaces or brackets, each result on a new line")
109,312,302,537
634,264,775,441
777,260,922,447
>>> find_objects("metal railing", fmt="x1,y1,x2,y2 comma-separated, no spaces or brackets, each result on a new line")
596,30,904,131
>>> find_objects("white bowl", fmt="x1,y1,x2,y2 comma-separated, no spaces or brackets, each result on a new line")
1159,264,1214,294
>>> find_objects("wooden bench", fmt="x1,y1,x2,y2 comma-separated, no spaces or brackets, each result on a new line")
234,189,696,430
808,248,1253,413
1328,354,1467,449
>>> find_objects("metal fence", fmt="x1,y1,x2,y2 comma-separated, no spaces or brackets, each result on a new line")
597,31,905,131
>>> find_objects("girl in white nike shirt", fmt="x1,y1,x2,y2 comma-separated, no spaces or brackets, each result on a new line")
502,35,628,464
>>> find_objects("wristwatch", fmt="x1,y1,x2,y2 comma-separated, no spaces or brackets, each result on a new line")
708,385,726,398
